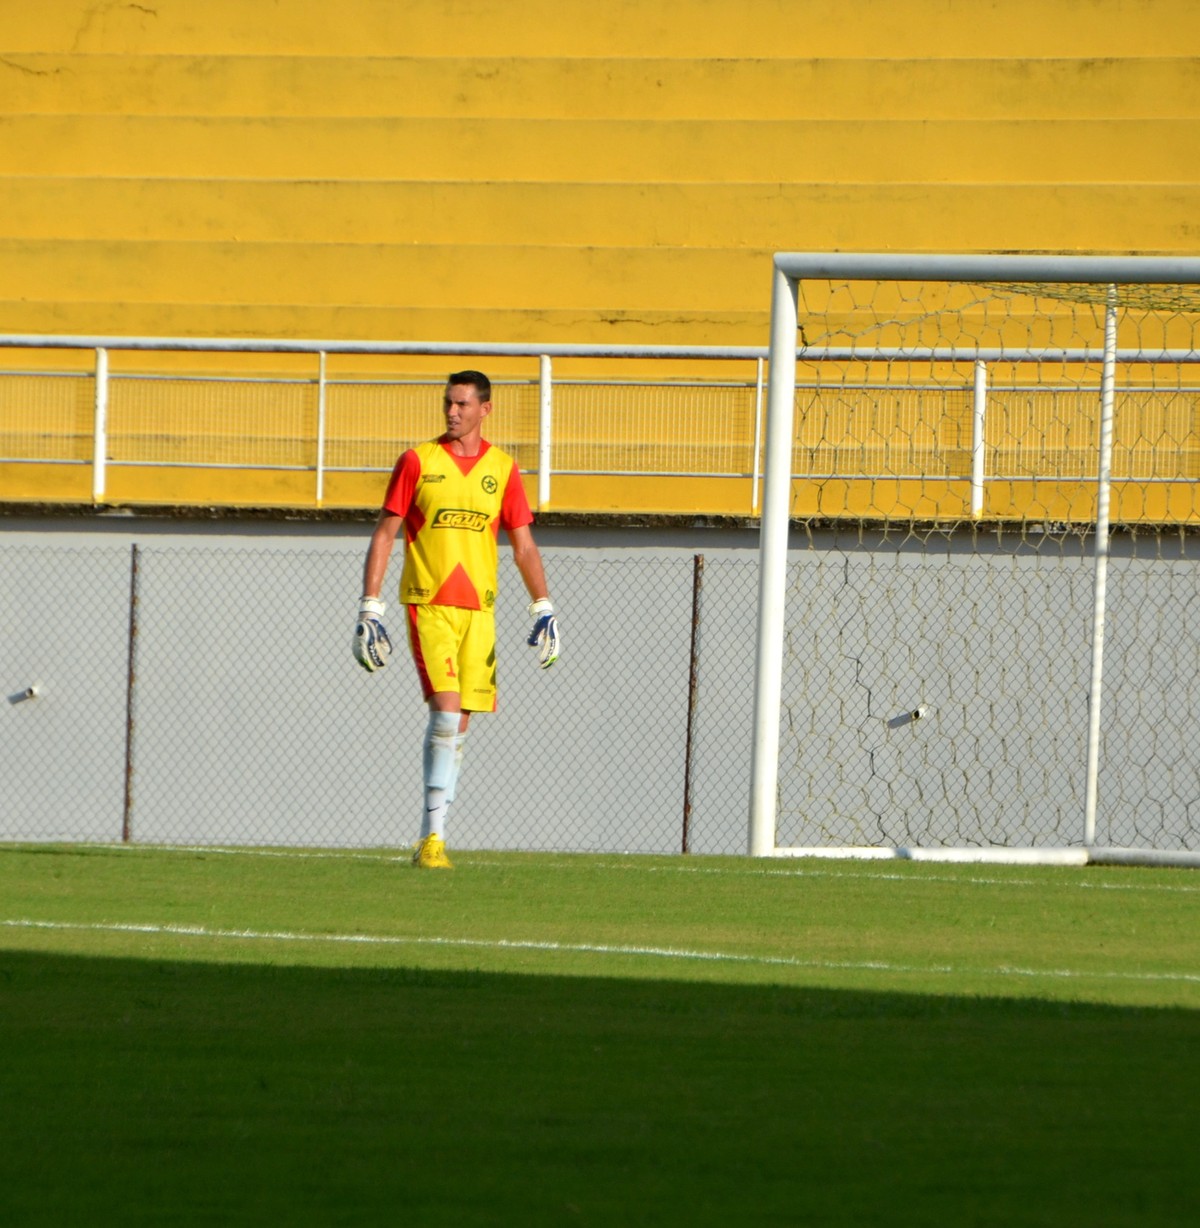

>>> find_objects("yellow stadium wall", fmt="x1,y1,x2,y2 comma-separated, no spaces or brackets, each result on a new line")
0,0,1197,514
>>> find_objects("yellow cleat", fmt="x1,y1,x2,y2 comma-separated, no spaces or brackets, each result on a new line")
413,834,454,869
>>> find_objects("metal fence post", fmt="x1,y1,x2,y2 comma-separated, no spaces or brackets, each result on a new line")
315,351,328,507
682,553,705,853
121,543,141,843
538,354,552,511
92,347,109,503
752,356,765,514
971,359,987,518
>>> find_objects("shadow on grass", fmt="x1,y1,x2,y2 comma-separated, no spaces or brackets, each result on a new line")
0,950,1196,1228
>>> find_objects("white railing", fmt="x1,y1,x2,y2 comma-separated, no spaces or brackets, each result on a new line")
0,335,769,513
1,333,1197,518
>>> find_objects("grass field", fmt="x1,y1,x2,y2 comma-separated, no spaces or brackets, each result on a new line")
1,844,1198,1226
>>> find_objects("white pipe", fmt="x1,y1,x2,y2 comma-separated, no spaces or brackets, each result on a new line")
92,347,109,503
538,354,552,511
315,351,328,507
770,845,1092,867
1083,289,1119,847
751,356,765,514
970,360,987,518
749,262,799,856
0,332,1192,365
773,251,1200,286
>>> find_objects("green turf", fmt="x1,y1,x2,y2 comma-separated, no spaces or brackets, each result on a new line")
1,845,1198,1226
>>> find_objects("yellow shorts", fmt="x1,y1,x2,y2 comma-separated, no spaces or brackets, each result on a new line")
404,603,498,712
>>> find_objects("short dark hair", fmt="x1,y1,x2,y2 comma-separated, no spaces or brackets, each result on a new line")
447,370,491,402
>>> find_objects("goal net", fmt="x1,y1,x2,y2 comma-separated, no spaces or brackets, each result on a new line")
750,254,1200,866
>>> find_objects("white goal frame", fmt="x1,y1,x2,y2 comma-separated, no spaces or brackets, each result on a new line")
750,252,1200,867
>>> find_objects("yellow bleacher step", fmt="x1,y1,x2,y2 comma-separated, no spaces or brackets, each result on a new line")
0,117,1192,184
0,239,766,312
3,0,1190,59
0,175,1191,276
2,55,1197,122
0,297,772,347
0,177,1194,252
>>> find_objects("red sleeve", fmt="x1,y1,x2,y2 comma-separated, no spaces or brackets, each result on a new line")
381,450,421,516
499,460,534,531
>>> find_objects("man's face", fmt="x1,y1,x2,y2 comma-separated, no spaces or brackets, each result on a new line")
442,383,491,441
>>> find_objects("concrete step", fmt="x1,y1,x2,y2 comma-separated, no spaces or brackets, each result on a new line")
1,198,1194,344
1,117,1193,184
4,0,1192,59
3,55,1196,122
0,178,1194,251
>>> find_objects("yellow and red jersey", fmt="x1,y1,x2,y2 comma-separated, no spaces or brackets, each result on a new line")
381,438,533,610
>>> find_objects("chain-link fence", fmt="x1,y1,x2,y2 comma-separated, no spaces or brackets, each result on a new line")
1,538,752,853
2,529,1198,854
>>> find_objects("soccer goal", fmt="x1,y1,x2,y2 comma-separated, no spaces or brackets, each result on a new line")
750,253,1200,867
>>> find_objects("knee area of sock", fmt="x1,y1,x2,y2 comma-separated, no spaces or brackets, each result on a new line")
429,710,460,742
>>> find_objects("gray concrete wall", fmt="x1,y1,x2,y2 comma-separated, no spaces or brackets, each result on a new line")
2,514,1197,853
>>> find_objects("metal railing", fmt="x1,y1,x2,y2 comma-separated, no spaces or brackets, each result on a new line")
0,336,770,514
1,333,1198,521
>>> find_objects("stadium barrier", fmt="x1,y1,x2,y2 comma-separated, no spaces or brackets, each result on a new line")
2,334,1198,523
2,525,1198,859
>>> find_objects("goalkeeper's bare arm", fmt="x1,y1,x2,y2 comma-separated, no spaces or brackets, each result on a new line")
353,512,403,672
510,523,559,669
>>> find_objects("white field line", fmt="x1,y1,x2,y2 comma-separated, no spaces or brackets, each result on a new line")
47,842,1200,895
3,916,1199,987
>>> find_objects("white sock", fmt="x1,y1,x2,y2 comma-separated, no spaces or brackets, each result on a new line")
421,710,460,840
447,731,469,804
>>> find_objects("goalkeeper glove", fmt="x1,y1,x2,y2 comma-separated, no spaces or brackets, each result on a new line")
353,596,392,672
526,598,560,669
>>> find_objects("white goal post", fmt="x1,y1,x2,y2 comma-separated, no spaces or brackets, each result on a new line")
750,252,1200,867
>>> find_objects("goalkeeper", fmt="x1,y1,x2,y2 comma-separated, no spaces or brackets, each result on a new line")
353,370,559,869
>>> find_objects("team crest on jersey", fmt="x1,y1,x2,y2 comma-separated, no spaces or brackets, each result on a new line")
481,475,498,494
432,507,490,532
